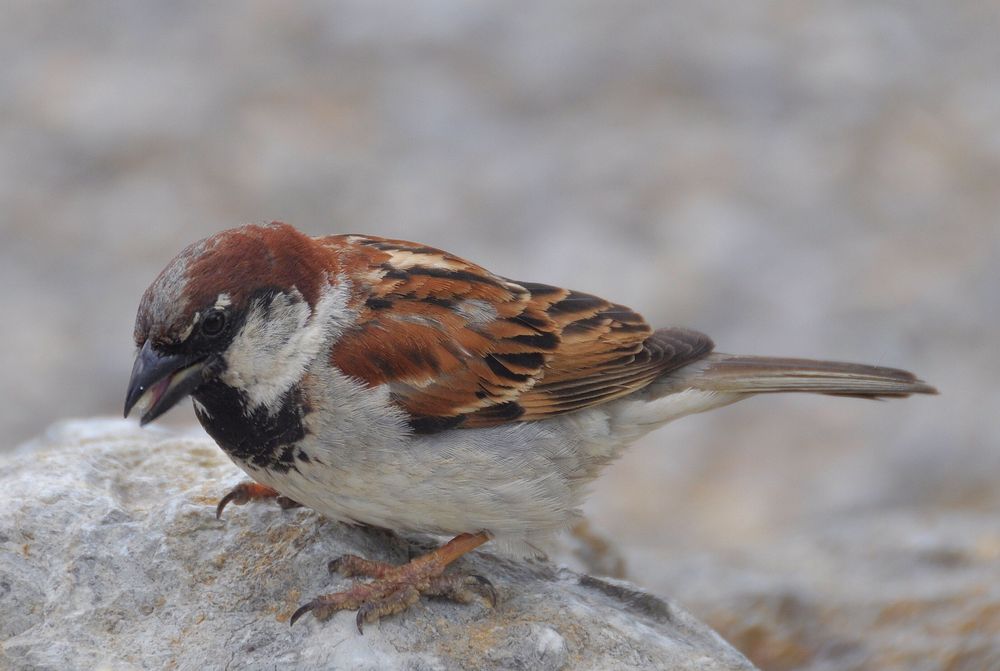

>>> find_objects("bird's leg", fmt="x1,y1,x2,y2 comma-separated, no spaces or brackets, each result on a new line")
216,481,302,519
291,531,496,633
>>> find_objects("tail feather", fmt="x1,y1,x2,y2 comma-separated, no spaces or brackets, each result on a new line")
686,354,937,399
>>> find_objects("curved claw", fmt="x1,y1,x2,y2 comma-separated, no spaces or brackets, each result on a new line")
216,483,299,519
355,600,387,635
469,574,498,608
356,608,367,635
290,601,316,627
215,489,246,519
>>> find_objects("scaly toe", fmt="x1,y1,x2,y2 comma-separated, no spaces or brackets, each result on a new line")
425,573,498,607
290,587,368,626
354,585,421,634
328,554,393,578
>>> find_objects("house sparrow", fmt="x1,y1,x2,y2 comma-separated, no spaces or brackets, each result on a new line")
124,222,936,632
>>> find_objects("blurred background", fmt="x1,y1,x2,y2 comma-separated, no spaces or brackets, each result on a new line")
2,2,997,669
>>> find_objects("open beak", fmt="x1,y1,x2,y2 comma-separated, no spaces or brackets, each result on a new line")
124,341,217,426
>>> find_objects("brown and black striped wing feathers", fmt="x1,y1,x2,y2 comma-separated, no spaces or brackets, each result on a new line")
327,235,713,431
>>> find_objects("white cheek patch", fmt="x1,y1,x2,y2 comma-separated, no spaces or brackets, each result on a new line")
220,281,353,413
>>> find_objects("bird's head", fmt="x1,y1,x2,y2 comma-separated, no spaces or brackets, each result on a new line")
124,222,344,425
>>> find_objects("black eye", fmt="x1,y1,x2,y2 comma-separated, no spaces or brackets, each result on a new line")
200,310,227,337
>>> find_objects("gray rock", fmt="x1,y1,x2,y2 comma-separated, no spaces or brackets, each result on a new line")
0,419,756,671
656,511,1000,671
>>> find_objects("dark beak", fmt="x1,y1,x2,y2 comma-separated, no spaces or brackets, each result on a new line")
124,341,217,426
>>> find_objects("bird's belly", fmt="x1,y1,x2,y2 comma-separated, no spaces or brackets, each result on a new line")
223,416,617,538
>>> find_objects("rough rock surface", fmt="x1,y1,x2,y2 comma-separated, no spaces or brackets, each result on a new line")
0,419,756,671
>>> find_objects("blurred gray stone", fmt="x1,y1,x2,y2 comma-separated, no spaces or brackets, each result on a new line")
0,419,756,671
657,511,1000,671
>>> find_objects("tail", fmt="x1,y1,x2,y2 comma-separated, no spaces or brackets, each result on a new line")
681,353,937,399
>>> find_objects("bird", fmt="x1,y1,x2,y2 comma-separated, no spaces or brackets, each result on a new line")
124,222,936,632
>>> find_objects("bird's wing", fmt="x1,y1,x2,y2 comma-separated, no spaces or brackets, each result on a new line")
325,235,713,432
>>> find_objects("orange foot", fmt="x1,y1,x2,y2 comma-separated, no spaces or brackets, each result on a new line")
291,531,497,633
216,481,302,519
